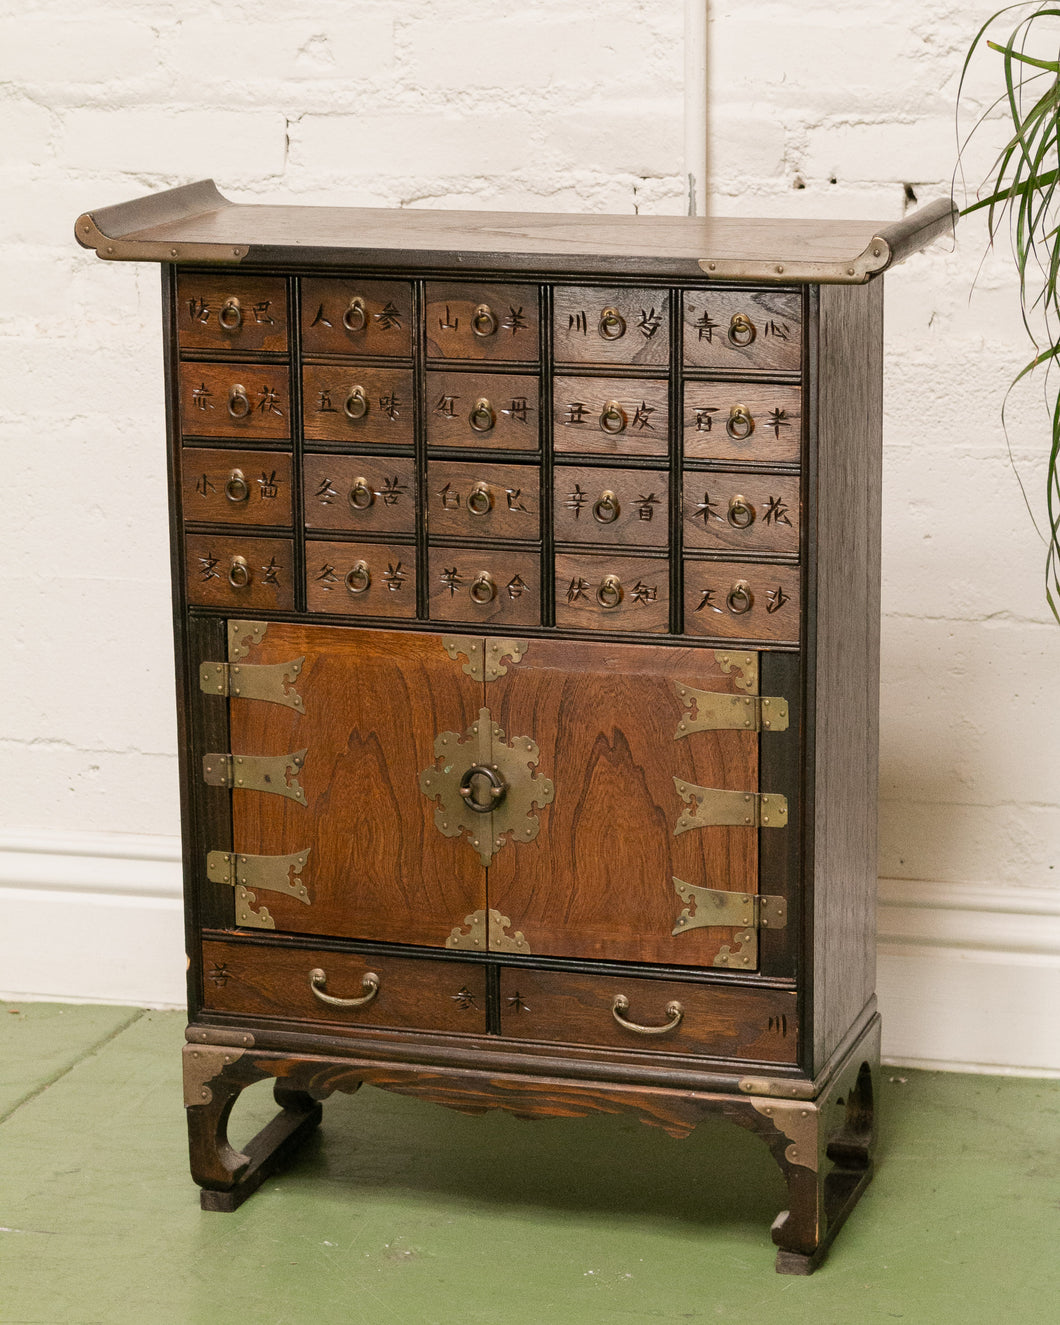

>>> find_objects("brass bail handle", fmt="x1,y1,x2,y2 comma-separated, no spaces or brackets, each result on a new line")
343,297,367,332
727,313,756,347
611,994,684,1036
471,304,497,337
224,469,249,503
599,306,626,339
308,968,380,1009
218,296,242,331
458,764,508,813
469,398,495,432
344,386,368,420
227,384,250,419
599,400,626,434
726,404,754,440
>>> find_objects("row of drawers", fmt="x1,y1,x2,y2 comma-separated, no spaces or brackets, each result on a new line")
185,535,800,640
179,274,802,372
183,450,800,556
201,938,797,1065
179,364,801,464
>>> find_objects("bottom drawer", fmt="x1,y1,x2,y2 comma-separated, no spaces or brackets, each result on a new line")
201,939,488,1035
497,967,797,1063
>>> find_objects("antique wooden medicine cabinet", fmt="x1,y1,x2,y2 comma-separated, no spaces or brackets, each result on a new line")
75,182,953,1272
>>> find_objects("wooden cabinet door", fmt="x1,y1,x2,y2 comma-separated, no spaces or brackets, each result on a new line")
486,639,761,967
226,624,485,947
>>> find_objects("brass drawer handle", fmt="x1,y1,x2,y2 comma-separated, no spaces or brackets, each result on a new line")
726,404,754,441
224,469,249,503
458,763,508,813
727,580,753,614
592,491,620,524
228,555,251,589
466,482,493,515
596,574,623,608
727,495,755,528
728,313,756,347
599,401,626,434
218,297,243,331
469,571,496,604
309,967,380,1009
471,304,497,337
227,384,250,419
611,994,684,1036
349,478,375,511
599,307,626,339
469,398,495,432
342,297,367,332
344,386,368,420
345,561,371,594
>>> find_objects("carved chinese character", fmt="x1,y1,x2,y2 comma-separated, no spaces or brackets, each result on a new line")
316,563,339,587
767,408,790,438
637,307,662,339
191,382,213,411
439,305,459,331
379,476,407,507
503,396,529,424
451,986,477,1010
565,484,588,518
379,393,400,420
503,306,528,334
258,471,279,500
762,495,792,527
506,991,529,1012
374,301,402,330
252,301,274,324
207,963,230,986
194,474,216,497
315,477,338,504
695,587,720,613
189,298,210,324
693,492,721,523
566,576,590,603
310,304,332,328
506,574,528,600
630,580,657,604
435,394,458,418
437,482,460,510
766,585,789,614
316,389,337,413
632,401,655,430
441,566,463,595
198,553,220,582
383,562,407,592
763,320,790,340
567,311,588,334
694,407,717,432
636,493,659,521
565,401,589,425
262,557,281,586
505,488,528,513
694,311,719,342
257,385,282,416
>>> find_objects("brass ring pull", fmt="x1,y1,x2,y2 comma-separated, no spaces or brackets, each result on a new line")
343,386,368,420
596,574,623,608
599,307,626,339
227,385,250,419
466,482,493,516
727,495,755,529
727,580,754,614
611,994,684,1036
469,398,495,432
224,469,249,503
342,298,367,332
592,491,620,524
458,764,508,813
227,555,251,589
345,561,371,594
726,404,754,441
728,313,756,347
471,304,497,337
348,478,375,511
469,571,496,604
599,401,627,434
218,297,243,331
309,967,380,1009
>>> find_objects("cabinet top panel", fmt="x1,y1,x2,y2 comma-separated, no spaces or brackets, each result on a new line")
76,179,955,284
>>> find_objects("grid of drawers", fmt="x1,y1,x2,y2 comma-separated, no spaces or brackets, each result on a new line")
176,273,803,643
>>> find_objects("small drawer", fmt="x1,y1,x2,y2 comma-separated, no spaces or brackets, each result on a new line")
553,375,669,457
554,466,668,548
426,372,540,450
201,939,489,1036
179,363,290,440
682,289,801,372
553,286,669,367
554,553,669,633
176,274,287,352
428,547,540,627
425,283,539,362
304,456,417,535
683,383,802,464
428,461,541,541
301,277,413,357
497,967,798,1063
306,540,416,618
683,559,800,643
181,449,293,527
185,534,295,610
303,365,414,446
683,472,799,556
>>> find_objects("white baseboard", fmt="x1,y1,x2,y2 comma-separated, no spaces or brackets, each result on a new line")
1,831,1058,1074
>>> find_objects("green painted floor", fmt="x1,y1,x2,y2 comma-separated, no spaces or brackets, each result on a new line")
0,1003,1056,1324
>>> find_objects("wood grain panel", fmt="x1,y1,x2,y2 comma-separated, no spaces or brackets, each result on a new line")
426,371,540,449
427,547,541,627
228,625,485,946
427,461,541,541
682,472,799,555
554,553,669,632
201,939,488,1034
683,383,802,464
302,365,414,446
176,273,287,352
179,362,290,440
553,375,669,456
184,533,295,610
554,465,669,547
683,560,799,643
424,283,539,361
303,455,417,534
553,286,670,366
300,277,413,357
497,967,797,1063
487,639,758,966
306,540,417,618
682,289,802,372
181,449,293,527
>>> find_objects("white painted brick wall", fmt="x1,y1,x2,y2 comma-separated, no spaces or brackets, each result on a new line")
1,0,1057,912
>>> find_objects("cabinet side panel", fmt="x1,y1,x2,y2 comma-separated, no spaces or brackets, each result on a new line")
810,279,883,1071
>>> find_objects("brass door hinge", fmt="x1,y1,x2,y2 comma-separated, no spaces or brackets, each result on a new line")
206,849,311,902
674,682,788,737
673,779,788,833
202,750,307,804
199,658,305,711
671,878,787,969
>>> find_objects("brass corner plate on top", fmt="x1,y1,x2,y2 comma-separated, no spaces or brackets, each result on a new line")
446,908,531,954
228,619,270,661
442,635,529,683
674,682,788,737
199,657,306,711
673,779,788,833
713,650,758,693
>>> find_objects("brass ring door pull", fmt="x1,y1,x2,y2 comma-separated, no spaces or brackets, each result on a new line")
308,967,380,1009
599,401,626,434
471,304,497,337
224,470,250,503
727,495,755,528
727,580,753,614
726,404,754,440
727,313,757,347
469,571,496,604
596,574,623,608
345,561,371,594
592,491,620,524
344,386,368,420
227,384,250,419
228,555,251,589
611,994,684,1036
218,297,243,331
458,764,508,813
342,298,367,332
469,398,495,432
348,478,375,511
466,482,494,515
599,307,626,339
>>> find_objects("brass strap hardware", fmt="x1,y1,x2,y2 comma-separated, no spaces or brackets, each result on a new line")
228,619,269,660
671,877,787,938
674,682,788,737
611,994,683,1036
673,779,788,833
308,967,379,1009
203,750,308,804
442,635,529,682
207,849,311,903
713,650,757,693
446,908,531,954
199,657,305,712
